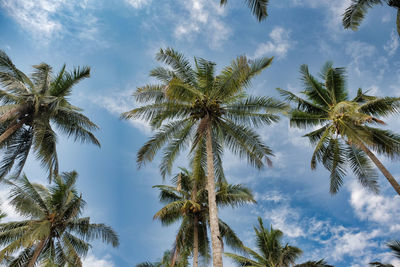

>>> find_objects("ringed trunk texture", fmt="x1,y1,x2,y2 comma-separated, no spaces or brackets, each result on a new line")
193,216,199,267
358,142,400,196
206,123,223,267
28,239,47,267
0,120,24,144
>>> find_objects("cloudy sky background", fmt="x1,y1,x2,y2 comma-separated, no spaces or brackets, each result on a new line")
0,0,400,266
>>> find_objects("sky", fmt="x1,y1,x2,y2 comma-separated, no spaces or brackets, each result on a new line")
0,0,400,266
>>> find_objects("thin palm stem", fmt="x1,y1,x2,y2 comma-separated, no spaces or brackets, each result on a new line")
206,122,223,267
358,142,400,195
27,238,47,267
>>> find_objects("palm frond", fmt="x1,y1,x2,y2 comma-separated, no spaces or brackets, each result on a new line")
343,0,383,30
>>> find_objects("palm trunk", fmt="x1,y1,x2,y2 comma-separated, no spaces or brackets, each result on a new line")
170,247,179,267
28,239,46,267
358,142,400,195
206,123,223,267
193,216,199,267
0,106,22,123
0,120,24,144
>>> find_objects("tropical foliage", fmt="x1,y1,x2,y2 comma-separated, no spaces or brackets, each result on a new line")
225,217,332,267
219,0,269,21
122,47,287,267
343,0,400,36
278,62,400,195
0,172,119,267
0,50,99,181
136,249,189,267
153,168,255,266
370,240,400,266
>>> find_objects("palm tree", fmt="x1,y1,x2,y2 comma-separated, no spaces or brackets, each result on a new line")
294,260,333,267
225,217,303,267
0,50,99,181
153,168,255,267
343,0,400,36
370,240,400,266
278,62,400,195
136,249,190,267
219,0,269,21
0,171,119,266
122,48,287,267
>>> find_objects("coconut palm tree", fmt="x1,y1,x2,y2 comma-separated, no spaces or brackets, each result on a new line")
122,48,287,267
226,218,332,267
278,62,400,195
343,0,400,36
219,0,269,21
0,171,119,266
294,260,333,267
153,168,255,267
0,50,99,181
370,240,400,266
225,217,303,267
136,249,190,267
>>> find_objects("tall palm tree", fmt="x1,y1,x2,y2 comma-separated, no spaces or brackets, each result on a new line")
0,171,119,266
122,48,287,267
278,62,400,195
153,168,255,267
219,0,269,21
225,217,303,267
343,0,400,36
136,249,190,267
370,240,400,266
0,50,99,181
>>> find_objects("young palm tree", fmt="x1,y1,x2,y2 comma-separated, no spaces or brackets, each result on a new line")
0,50,99,181
226,218,332,267
225,217,302,267
278,62,400,195
136,249,190,267
122,48,287,267
0,171,119,266
343,0,400,36
153,168,255,267
219,0,269,21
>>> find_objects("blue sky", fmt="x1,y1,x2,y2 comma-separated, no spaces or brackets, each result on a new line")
0,0,400,266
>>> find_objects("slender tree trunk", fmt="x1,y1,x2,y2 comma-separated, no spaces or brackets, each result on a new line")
0,106,22,123
170,247,179,267
193,216,199,267
358,142,400,196
28,238,47,267
0,120,24,144
206,123,223,267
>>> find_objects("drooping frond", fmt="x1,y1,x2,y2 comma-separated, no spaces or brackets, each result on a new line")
343,0,383,30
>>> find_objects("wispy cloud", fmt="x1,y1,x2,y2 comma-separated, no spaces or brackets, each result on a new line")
173,0,231,49
82,253,116,267
125,0,152,9
1,0,103,44
252,27,293,60
384,30,399,56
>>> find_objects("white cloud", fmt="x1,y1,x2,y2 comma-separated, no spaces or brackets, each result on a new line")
125,0,152,9
0,188,24,222
384,30,399,56
82,253,115,267
252,27,293,59
174,0,231,49
348,180,400,232
90,90,151,135
291,0,351,34
1,0,102,44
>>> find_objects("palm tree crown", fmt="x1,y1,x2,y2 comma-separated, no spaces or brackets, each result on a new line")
136,249,189,267
122,47,287,267
225,217,303,267
343,0,400,36
0,171,119,266
0,50,99,181
153,168,255,266
278,62,400,195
